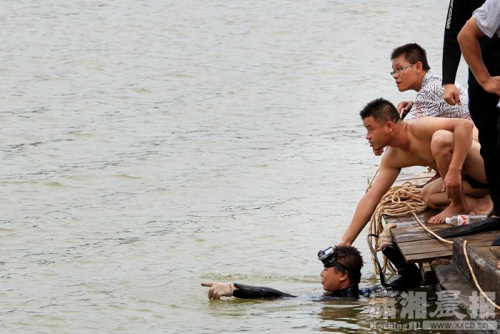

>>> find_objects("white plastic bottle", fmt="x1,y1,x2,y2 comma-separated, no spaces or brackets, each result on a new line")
444,214,487,226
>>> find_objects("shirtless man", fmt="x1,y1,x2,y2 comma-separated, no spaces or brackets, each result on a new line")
338,98,487,248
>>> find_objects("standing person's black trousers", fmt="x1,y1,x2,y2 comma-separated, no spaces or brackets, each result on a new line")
468,69,500,217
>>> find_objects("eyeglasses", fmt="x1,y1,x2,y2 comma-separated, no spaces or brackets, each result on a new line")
317,246,348,273
390,63,415,76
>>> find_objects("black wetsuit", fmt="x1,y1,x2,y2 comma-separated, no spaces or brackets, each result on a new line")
232,283,360,300
443,0,500,216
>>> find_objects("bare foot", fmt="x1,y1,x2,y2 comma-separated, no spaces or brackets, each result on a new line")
497,260,500,270
429,213,447,224
429,203,466,224
469,195,493,215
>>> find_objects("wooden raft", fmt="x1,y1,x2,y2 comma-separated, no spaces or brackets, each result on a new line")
386,210,500,263
379,169,500,311
384,210,452,263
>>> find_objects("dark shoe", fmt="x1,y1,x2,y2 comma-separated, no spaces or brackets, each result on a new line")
382,246,422,290
386,270,421,290
436,217,500,239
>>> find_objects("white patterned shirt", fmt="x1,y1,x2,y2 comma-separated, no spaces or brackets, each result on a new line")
405,71,472,120
474,0,500,38
473,0,500,107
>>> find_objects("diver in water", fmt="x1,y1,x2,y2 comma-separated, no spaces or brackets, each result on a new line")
202,246,390,300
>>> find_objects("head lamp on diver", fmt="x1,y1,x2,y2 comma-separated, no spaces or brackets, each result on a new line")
318,246,335,262
318,246,348,273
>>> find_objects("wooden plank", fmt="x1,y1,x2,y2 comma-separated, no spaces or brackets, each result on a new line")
474,246,498,265
383,210,440,223
406,250,453,262
398,241,451,254
384,212,454,262
398,247,451,258
490,247,500,259
392,228,435,237
397,229,497,244
391,222,500,262
396,234,438,243
384,205,499,262
386,220,447,232
394,225,452,240
394,228,447,241
398,250,451,257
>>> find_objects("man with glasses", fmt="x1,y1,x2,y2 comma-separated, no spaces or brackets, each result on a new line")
201,246,366,300
391,43,471,121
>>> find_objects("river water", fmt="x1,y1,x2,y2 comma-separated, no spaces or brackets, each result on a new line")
0,1,469,333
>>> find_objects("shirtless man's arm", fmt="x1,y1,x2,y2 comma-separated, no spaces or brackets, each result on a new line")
338,153,402,246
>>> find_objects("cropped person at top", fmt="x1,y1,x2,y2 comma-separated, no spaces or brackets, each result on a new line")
441,0,500,217
443,0,500,253
459,0,500,221
442,0,500,108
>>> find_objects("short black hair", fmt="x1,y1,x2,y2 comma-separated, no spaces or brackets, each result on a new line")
359,98,400,123
391,43,431,71
334,246,363,285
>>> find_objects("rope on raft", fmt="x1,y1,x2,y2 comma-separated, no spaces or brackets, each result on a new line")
463,240,500,311
411,211,452,244
366,168,427,274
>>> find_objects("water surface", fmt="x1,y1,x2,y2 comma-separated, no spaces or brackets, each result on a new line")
0,1,468,333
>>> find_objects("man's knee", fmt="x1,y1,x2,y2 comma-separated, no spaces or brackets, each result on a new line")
421,185,431,204
430,130,453,156
421,183,438,208
422,194,434,208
